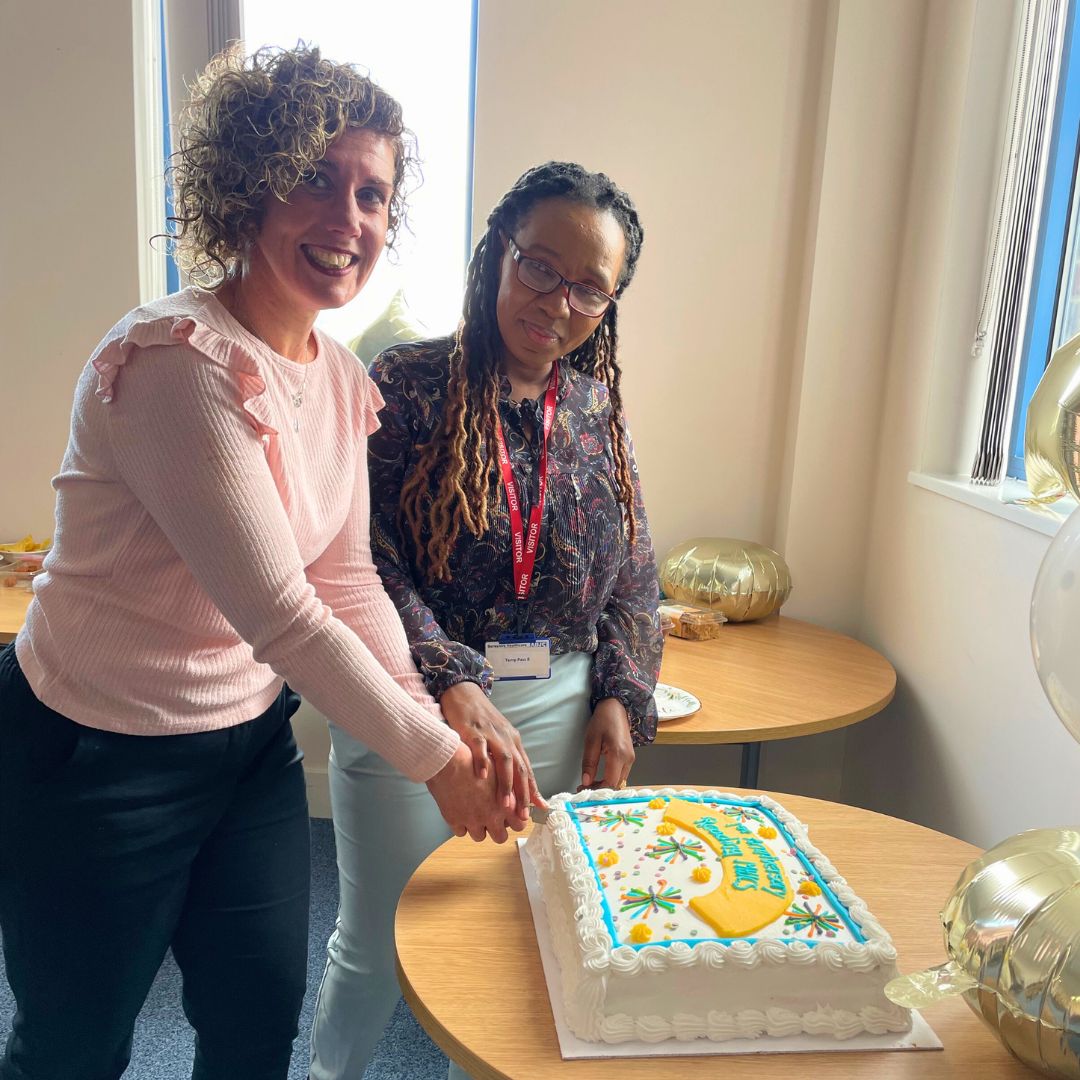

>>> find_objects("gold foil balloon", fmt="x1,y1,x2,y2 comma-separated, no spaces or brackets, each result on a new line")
1025,332,1080,503
1031,506,1080,744
659,538,792,622
886,829,1080,1076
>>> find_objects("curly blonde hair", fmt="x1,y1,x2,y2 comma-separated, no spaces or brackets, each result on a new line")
168,43,416,287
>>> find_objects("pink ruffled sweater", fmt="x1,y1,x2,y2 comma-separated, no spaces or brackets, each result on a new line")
15,289,459,783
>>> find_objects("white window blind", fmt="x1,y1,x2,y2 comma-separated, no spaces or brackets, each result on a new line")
971,0,1069,483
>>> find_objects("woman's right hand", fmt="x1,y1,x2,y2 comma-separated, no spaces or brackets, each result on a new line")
426,743,514,842
438,681,546,823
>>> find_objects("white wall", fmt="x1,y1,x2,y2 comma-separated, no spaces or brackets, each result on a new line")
473,0,821,562
841,0,1080,848
0,0,141,537
5,0,1074,844
774,0,926,631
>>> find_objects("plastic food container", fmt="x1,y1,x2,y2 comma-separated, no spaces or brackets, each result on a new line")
658,602,727,641
0,557,43,590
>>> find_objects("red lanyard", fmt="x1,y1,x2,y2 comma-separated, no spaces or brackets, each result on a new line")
494,363,559,612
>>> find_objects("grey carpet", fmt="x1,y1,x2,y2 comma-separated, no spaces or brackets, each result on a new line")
0,819,449,1079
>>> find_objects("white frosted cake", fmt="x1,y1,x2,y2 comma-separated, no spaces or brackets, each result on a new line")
524,787,912,1043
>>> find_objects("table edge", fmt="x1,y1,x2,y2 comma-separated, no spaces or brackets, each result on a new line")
653,680,896,744
654,618,898,744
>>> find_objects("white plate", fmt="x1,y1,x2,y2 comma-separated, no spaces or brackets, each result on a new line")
653,682,701,721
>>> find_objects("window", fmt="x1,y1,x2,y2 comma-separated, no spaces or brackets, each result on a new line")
161,0,180,296
1007,0,1080,477
133,0,171,302
241,0,476,349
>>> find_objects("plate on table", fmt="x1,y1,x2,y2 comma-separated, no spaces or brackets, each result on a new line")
0,544,49,566
653,683,701,721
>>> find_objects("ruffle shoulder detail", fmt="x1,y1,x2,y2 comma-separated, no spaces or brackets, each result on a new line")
89,291,276,441
362,366,386,437
317,329,386,438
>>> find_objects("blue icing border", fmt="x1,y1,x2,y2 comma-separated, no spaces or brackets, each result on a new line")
567,795,867,951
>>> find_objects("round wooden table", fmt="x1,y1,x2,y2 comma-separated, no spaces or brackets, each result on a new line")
395,790,1025,1079
656,617,896,786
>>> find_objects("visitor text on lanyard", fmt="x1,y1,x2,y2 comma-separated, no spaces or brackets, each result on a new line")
485,363,558,680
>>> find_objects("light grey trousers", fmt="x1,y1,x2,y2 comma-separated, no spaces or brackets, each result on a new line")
309,652,592,1080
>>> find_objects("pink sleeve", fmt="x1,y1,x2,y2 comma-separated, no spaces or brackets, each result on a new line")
104,343,459,782
306,365,440,725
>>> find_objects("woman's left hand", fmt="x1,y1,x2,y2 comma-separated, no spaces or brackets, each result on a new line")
579,698,635,791
438,680,543,820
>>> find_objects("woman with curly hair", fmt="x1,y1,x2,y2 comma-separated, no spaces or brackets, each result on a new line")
311,162,663,1080
0,45,536,1080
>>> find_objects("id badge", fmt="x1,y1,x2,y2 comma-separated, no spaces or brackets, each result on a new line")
485,634,552,681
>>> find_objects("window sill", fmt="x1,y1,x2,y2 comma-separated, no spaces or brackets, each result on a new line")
908,472,1077,537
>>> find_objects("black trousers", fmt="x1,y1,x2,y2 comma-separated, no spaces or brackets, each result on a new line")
0,644,311,1080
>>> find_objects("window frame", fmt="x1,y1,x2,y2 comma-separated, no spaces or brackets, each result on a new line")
133,0,169,302
1007,0,1080,478
161,0,181,295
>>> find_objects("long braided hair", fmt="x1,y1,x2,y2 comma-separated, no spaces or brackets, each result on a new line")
401,162,645,583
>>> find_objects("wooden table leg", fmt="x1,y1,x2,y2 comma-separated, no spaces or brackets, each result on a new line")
739,741,762,788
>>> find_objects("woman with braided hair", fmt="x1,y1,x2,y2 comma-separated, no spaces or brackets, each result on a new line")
311,162,662,1080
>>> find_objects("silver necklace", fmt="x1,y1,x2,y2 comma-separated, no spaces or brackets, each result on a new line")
292,364,308,432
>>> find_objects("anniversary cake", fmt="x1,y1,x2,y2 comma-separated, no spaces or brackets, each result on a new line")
524,787,912,1043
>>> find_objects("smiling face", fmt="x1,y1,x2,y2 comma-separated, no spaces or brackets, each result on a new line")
240,126,397,327
495,198,627,380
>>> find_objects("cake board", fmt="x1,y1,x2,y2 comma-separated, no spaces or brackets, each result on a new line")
517,840,942,1060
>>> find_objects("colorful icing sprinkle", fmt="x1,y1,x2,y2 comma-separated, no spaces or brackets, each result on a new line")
597,850,619,867
724,806,759,824
586,809,647,831
797,880,823,896
757,825,778,839
691,865,712,883
629,924,653,944
645,837,706,864
783,903,843,938
620,884,683,918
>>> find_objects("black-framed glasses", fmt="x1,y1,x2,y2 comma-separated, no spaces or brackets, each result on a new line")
506,235,616,318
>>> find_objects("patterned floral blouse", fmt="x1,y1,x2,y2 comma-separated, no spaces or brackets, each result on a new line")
368,337,662,744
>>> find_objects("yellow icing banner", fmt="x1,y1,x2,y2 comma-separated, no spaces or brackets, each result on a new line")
662,799,792,936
